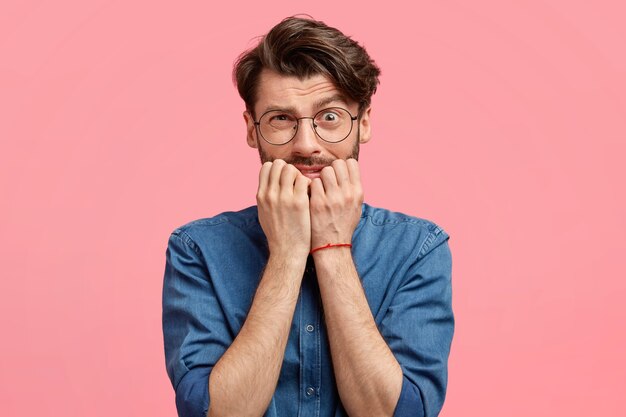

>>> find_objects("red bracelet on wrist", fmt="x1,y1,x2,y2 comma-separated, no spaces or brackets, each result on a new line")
310,243,352,254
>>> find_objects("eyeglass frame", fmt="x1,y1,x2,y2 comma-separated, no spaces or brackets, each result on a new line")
252,106,360,145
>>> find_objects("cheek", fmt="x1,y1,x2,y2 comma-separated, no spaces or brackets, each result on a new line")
258,143,290,162
321,141,357,161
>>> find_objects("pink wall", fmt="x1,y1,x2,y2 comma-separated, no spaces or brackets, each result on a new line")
1,1,625,416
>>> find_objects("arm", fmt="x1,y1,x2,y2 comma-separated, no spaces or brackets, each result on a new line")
313,248,403,417
207,160,312,417
207,255,305,416
309,159,401,416
309,159,453,416
316,233,454,417
163,233,305,417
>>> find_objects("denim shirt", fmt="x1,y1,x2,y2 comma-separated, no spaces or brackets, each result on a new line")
162,203,454,417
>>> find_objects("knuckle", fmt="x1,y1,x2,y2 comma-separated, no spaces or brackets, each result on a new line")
329,197,342,209
265,190,278,204
294,198,308,210
285,164,297,175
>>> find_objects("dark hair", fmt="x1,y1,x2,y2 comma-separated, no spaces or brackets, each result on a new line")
233,16,381,116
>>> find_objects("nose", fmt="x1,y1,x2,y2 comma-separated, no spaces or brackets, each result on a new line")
290,117,323,157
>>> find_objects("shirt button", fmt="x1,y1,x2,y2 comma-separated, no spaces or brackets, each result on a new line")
306,387,316,396
306,324,315,332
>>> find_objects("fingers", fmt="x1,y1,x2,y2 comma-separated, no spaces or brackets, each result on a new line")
320,166,338,191
258,159,310,198
257,161,273,194
309,177,325,200
267,159,287,193
294,174,311,197
279,163,300,192
258,159,361,201
346,158,361,186
331,159,350,187
319,159,360,192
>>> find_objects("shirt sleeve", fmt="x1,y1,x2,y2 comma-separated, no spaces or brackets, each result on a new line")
175,366,210,417
162,230,233,417
384,228,454,417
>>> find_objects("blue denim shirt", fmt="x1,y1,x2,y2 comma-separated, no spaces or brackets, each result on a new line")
162,203,454,417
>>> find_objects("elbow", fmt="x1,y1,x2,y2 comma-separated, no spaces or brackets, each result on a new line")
175,367,211,417
392,376,426,417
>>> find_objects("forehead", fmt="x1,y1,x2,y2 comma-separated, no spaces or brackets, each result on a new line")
254,69,352,114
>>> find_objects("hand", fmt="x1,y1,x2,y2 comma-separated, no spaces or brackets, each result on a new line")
309,159,363,250
257,159,312,260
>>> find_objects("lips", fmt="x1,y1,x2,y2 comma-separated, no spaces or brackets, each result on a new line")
294,165,326,179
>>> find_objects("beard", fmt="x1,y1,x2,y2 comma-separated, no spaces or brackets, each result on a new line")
257,137,360,166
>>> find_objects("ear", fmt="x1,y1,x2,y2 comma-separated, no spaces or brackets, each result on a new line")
358,106,372,144
243,110,258,149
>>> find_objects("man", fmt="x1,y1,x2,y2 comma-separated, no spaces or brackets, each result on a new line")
163,16,454,417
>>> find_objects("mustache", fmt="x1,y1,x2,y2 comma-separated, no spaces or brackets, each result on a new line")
272,156,336,166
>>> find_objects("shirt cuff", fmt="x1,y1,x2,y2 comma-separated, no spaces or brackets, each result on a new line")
393,375,425,417
175,366,211,417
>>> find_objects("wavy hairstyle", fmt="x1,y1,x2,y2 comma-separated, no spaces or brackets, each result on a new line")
233,16,381,117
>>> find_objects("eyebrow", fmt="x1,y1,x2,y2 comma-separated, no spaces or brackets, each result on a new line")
314,94,349,109
261,94,349,115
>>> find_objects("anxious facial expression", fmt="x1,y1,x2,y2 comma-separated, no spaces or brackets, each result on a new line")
244,69,372,179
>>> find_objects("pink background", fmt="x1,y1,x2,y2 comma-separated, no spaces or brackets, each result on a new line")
1,1,625,416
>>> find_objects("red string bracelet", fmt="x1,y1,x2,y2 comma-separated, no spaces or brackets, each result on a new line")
310,243,352,254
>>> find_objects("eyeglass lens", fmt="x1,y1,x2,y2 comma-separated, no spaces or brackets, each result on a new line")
258,107,354,144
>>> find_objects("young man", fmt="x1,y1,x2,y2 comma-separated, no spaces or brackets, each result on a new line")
163,17,454,417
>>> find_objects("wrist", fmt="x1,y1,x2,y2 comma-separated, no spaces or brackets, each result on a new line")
310,242,352,254
268,249,309,269
311,243,353,263
311,233,353,252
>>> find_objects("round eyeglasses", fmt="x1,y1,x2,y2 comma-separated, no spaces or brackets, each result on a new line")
253,107,358,145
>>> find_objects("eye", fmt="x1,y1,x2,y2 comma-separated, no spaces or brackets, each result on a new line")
315,108,347,128
316,110,342,123
265,112,296,129
269,113,292,122
322,112,337,121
